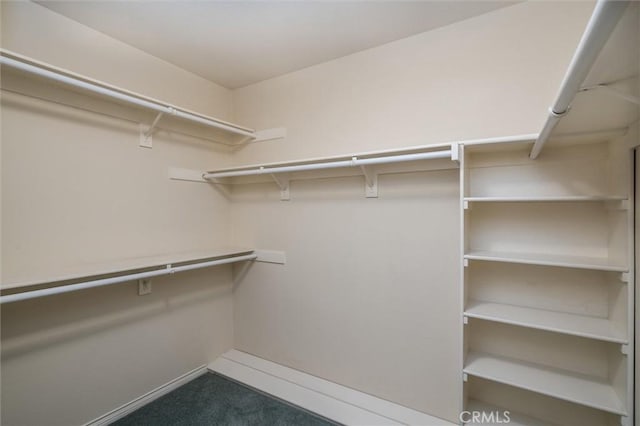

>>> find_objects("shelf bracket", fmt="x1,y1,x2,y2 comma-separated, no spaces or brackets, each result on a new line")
462,373,468,382
580,84,640,106
139,111,165,148
463,258,469,268
450,143,460,163
620,415,630,426
253,127,287,143
605,199,629,211
463,316,469,325
621,344,629,356
271,173,290,201
619,272,630,283
359,163,378,198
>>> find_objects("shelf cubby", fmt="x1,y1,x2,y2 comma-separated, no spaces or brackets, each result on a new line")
465,200,628,272
466,377,622,426
464,321,628,416
465,300,626,344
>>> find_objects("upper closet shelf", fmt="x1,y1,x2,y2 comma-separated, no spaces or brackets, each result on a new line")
0,49,285,147
204,143,457,199
200,134,537,200
531,1,639,158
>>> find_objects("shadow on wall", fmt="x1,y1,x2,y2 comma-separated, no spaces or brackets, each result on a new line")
0,267,232,359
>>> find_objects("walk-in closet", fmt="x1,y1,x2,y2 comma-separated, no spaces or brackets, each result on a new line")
1,1,638,425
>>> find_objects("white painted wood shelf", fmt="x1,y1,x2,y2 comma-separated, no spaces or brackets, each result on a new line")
463,352,627,416
465,400,554,426
1,247,255,290
0,49,270,146
464,251,627,272
464,300,627,344
464,196,627,203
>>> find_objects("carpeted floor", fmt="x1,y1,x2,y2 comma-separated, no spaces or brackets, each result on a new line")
111,372,341,426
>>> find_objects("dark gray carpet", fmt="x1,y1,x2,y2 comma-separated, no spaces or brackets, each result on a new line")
111,372,340,426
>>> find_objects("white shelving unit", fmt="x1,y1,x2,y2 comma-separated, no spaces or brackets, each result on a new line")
461,3,637,423
461,140,634,424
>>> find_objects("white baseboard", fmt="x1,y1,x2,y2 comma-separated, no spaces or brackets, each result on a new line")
84,365,208,426
209,350,455,426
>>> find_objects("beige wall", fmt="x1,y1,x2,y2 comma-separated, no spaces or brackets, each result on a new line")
232,1,594,165
1,2,236,424
230,2,594,423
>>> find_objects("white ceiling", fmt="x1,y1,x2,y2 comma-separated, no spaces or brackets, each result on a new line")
37,1,517,89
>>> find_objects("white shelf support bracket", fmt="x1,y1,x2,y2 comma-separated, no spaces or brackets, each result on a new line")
271,173,290,201
620,344,629,355
605,199,630,211
359,164,378,198
463,316,469,325
462,373,468,382
252,127,287,143
450,143,460,163
169,167,207,183
619,272,630,283
463,200,470,210
139,111,166,148
620,415,630,426
463,258,469,268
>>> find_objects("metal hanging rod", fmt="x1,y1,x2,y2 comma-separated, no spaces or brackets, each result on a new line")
0,53,256,140
203,148,454,180
0,253,257,304
529,0,629,159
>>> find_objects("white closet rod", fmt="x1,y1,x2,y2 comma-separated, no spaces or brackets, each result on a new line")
0,253,257,304
203,149,453,179
0,55,256,139
529,0,629,159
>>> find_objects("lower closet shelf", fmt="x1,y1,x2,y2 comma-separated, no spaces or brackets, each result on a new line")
464,300,627,343
464,251,627,272
463,352,626,415
465,400,553,426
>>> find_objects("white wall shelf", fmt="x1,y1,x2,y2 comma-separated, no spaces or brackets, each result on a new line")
1,247,255,291
465,300,627,344
464,251,627,272
0,49,284,147
464,196,627,203
464,352,626,416
204,142,460,199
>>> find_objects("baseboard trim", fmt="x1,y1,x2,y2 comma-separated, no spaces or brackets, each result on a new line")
209,350,455,426
84,365,208,426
